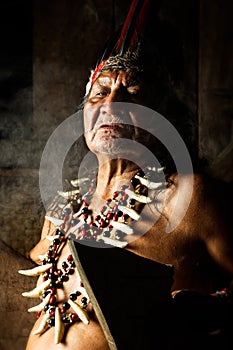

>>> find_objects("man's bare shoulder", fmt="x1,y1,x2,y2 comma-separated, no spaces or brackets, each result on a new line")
168,171,228,203
165,171,230,232
170,171,231,238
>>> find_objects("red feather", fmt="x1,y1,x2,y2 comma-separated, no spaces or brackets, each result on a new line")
115,0,139,53
129,0,151,50
115,0,152,54
90,0,152,87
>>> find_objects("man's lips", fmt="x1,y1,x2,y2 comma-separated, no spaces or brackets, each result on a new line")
97,123,124,130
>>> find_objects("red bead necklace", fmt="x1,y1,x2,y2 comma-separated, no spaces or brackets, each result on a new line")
19,166,167,343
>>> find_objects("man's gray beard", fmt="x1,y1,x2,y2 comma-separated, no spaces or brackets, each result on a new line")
94,138,129,156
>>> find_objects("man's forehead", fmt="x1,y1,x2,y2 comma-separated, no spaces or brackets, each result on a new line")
93,70,140,87
95,75,114,86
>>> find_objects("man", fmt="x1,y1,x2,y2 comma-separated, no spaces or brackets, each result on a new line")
22,1,233,349
23,52,233,350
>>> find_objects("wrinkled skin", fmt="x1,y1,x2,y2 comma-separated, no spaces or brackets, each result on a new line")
24,70,233,349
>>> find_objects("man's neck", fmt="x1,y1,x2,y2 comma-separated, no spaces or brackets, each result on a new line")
95,158,140,200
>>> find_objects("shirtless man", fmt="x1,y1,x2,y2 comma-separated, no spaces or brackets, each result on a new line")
23,52,233,349
20,0,233,347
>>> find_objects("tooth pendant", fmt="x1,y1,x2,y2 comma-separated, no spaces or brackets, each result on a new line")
70,177,90,187
68,299,90,325
22,278,51,298
57,189,80,199
70,220,84,233
46,234,61,241
27,293,51,312
54,307,65,344
45,216,64,227
110,221,134,235
118,205,140,221
125,189,152,204
134,174,164,190
18,263,53,277
33,312,50,335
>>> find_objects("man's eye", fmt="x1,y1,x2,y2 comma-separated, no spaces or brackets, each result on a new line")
127,88,139,95
95,91,107,97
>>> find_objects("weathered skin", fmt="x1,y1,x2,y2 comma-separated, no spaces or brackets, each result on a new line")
25,70,233,349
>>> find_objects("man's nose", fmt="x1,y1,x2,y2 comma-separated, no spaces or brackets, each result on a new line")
100,100,123,117
100,89,127,115
107,88,125,103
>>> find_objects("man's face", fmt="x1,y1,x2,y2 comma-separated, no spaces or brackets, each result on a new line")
83,70,149,155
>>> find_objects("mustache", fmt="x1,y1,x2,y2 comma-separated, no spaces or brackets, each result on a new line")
93,115,132,131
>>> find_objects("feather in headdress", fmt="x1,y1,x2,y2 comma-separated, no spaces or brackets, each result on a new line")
86,0,152,94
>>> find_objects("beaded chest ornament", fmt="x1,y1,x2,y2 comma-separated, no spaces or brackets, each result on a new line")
19,166,167,344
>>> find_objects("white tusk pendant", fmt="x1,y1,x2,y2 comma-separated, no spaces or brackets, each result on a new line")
70,220,84,233
45,234,61,241
68,299,90,325
110,221,134,235
45,216,64,227
28,293,51,312
118,205,140,221
22,279,51,298
70,178,90,187
18,263,53,277
57,189,80,199
125,189,152,204
54,307,65,344
134,174,164,190
33,312,50,335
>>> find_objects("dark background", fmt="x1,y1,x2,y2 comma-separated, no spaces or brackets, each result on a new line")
0,1,232,349
0,0,232,257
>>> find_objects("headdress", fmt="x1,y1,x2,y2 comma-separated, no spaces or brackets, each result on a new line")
85,0,152,97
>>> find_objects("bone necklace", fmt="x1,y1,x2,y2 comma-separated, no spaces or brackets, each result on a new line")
19,166,166,344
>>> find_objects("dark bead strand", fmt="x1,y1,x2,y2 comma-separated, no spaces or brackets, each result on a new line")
75,171,148,242
39,229,87,329
32,167,166,335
